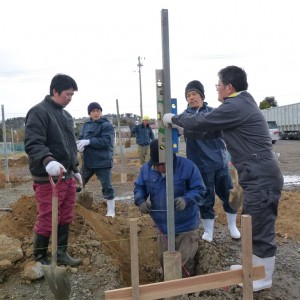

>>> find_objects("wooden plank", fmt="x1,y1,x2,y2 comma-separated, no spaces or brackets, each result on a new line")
130,218,140,300
105,266,264,300
241,215,255,299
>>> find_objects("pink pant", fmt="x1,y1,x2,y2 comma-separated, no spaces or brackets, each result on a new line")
33,178,76,237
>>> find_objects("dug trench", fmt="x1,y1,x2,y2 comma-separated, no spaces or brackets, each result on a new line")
0,143,299,299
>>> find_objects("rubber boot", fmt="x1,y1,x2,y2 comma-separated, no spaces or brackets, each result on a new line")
33,232,50,265
226,213,241,239
230,255,275,291
252,255,275,291
105,199,115,217
57,224,81,267
201,219,214,242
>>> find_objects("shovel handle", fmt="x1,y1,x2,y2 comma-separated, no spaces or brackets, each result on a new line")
48,169,64,266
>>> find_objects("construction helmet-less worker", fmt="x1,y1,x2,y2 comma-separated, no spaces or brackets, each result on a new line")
143,116,150,121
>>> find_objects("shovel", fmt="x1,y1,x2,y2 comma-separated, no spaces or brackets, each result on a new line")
42,170,71,300
76,153,93,209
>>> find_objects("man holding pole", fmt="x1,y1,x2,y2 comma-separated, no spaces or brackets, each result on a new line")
162,65,283,291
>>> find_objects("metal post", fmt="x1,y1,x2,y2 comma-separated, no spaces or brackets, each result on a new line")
137,56,144,119
161,9,175,252
115,99,124,165
11,127,14,153
1,105,9,183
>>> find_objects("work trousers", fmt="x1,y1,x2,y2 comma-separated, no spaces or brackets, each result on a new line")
137,144,150,165
33,178,76,237
84,167,115,200
234,156,283,257
199,166,235,219
157,229,199,277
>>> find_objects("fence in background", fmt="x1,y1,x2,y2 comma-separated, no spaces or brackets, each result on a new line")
0,142,25,154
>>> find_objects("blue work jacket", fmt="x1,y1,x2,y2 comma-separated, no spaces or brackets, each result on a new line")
134,155,206,234
184,103,228,173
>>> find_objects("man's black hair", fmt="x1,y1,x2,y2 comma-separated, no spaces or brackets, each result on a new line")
50,73,78,96
218,66,248,91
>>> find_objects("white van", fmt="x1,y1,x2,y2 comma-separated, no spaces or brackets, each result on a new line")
267,121,280,144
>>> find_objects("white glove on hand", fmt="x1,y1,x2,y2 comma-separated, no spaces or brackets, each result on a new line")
162,113,175,127
45,161,66,176
174,197,186,211
76,140,90,152
74,172,83,187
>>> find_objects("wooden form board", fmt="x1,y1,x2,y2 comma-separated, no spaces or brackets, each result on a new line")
105,266,264,300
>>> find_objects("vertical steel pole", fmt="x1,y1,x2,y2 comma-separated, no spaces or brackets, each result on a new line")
138,56,143,119
161,9,175,252
11,128,14,153
115,99,124,165
1,105,9,183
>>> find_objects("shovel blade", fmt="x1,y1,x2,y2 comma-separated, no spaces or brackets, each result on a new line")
42,264,71,299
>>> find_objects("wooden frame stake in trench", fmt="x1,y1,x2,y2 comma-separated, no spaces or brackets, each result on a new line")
105,215,265,300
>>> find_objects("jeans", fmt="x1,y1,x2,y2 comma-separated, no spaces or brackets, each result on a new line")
84,167,115,200
199,166,235,219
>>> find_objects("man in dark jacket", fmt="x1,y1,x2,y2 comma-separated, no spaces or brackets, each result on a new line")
130,115,155,164
77,102,115,217
182,80,240,242
25,73,82,266
163,66,283,292
134,139,206,277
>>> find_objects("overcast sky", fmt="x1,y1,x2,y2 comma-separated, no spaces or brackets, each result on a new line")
1,0,300,120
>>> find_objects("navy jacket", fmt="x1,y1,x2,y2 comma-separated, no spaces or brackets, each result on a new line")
134,155,206,234
184,103,228,173
131,123,154,146
78,117,115,169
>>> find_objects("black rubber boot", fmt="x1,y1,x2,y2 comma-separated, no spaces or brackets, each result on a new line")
57,224,81,267
33,232,50,265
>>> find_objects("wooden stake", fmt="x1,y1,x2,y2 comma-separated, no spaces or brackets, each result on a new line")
241,215,254,300
130,218,140,300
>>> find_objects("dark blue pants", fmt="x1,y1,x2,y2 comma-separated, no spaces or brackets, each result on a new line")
84,167,115,200
199,166,235,219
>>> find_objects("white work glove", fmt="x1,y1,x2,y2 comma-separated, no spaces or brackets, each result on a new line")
162,113,175,127
74,172,83,187
174,197,186,211
76,139,90,152
45,161,66,176
138,201,151,214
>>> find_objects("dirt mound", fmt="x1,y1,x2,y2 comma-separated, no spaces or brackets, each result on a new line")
1,188,299,281
215,191,300,240
0,195,161,286
0,155,28,168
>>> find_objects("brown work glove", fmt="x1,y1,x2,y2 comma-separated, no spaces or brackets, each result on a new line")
229,167,244,210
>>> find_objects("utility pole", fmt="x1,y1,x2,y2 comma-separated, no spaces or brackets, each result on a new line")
137,56,144,119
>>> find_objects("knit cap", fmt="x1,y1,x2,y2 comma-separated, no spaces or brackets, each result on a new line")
185,80,205,99
88,102,102,115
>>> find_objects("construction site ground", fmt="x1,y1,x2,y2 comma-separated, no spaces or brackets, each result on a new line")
0,140,299,300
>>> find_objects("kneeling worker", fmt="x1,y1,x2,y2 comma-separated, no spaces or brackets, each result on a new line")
134,139,206,277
